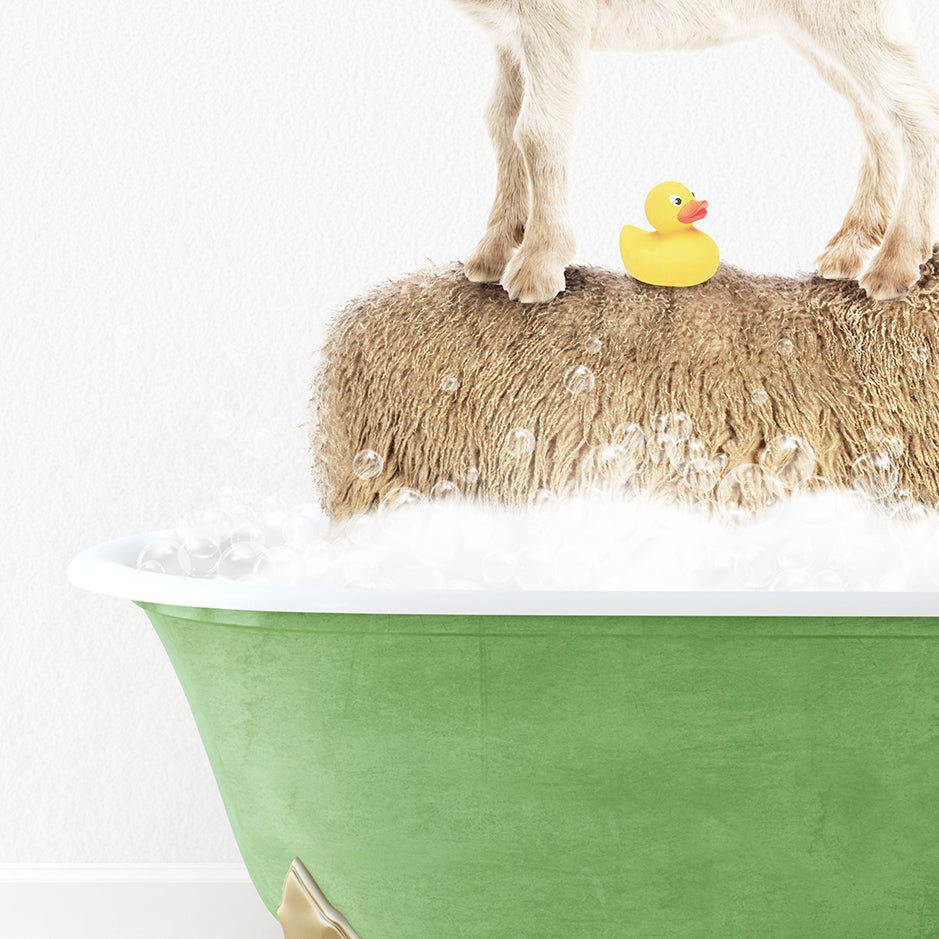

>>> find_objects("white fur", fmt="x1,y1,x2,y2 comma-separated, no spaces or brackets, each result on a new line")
454,0,939,302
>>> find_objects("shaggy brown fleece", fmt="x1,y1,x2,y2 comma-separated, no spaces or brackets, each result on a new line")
310,249,939,519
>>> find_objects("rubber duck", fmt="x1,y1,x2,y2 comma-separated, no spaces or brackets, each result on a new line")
619,181,719,287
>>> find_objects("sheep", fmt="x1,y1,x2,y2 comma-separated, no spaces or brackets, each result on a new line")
310,251,939,519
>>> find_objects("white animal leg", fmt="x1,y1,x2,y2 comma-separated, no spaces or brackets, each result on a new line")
465,46,529,284
501,26,589,303
789,38,902,281
803,16,939,299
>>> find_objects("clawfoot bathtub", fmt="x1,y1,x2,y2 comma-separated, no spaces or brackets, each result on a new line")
69,530,939,937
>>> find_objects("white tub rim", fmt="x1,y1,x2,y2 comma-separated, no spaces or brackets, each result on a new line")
66,527,939,617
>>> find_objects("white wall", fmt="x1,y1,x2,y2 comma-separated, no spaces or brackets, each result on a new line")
3,0,937,867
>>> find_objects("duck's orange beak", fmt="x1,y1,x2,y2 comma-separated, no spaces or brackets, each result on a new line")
677,199,708,224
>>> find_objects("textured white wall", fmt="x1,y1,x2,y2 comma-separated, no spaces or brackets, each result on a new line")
2,0,937,862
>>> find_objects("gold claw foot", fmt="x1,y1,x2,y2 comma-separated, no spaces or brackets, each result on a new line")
277,858,360,939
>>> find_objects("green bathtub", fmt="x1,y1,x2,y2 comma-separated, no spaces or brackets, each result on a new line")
70,532,939,937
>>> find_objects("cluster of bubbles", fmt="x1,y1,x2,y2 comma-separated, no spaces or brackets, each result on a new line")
349,401,918,523
132,416,939,592
135,491,326,584
135,488,939,592
131,328,937,590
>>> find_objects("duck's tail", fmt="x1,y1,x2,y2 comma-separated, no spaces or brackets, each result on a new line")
619,225,645,270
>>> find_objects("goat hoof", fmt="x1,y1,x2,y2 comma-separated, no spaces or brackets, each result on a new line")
860,256,919,301
465,231,517,284
501,250,566,303
815,241,866,281
465,252,508,285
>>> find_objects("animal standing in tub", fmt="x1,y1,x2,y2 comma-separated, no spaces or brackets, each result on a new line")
454,0,939,303
311,247,939,519
619,182,719,287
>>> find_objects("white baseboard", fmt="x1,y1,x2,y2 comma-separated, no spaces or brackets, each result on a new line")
0,863,252,883
0,865,281,938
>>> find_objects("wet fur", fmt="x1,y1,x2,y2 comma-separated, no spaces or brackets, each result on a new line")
311,251,939,519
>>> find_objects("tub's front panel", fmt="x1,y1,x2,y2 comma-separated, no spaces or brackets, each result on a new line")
142,606,939,939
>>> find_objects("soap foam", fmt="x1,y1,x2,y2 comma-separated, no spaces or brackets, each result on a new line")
141,490,939,592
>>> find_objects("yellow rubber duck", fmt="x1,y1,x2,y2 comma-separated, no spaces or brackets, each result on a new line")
620,181,719,287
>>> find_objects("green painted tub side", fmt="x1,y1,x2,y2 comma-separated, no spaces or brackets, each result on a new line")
139,603,939,938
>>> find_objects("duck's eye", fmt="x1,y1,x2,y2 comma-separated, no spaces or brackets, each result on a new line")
669,195,682,206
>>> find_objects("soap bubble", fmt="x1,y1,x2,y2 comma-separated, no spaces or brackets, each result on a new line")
481,550,520,588
217,485,251,514
713,453,729,474
795,475,831,494
217,541,264,581
259,495,287,520
430,480,462,503
913,344,930,363
180,535,221,577
866,426,884,445
651,414,668,434
853,536,910,590
462,466,479,484
882,436,904,459
515,545,556,589
441,375,459,393
245,428,274,459
207,409,236,438
564,365,595,395
891,497,930,524
382,556,445,590
776,338,793,357
682,458,719,493
191,507,231,535
292,501,321,520
777,535,815,572
352,449,384,480
580,444,634,493
717,464,783,520
613,422,645,460
379,487,427,514
114,324,140,352
688,499,718,521
812,569,845,591
505,428,536,458
665,411,693,441
415,511,465,566
750,388,768,405
734,544,776,589
301,543,333,583
851,452,898,500
376,492,431,549
230,521,265,546
646,433,677,465
585,337,603,354
760,435,815,489
137,539,190,576
343,512,377,548
771,569,813,591
670,436,707,472
528,488,556,511
253,545,304,586
283,508,321,548
339,549,379,587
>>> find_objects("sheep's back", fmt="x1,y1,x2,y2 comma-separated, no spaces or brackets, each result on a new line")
311,252,939,519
